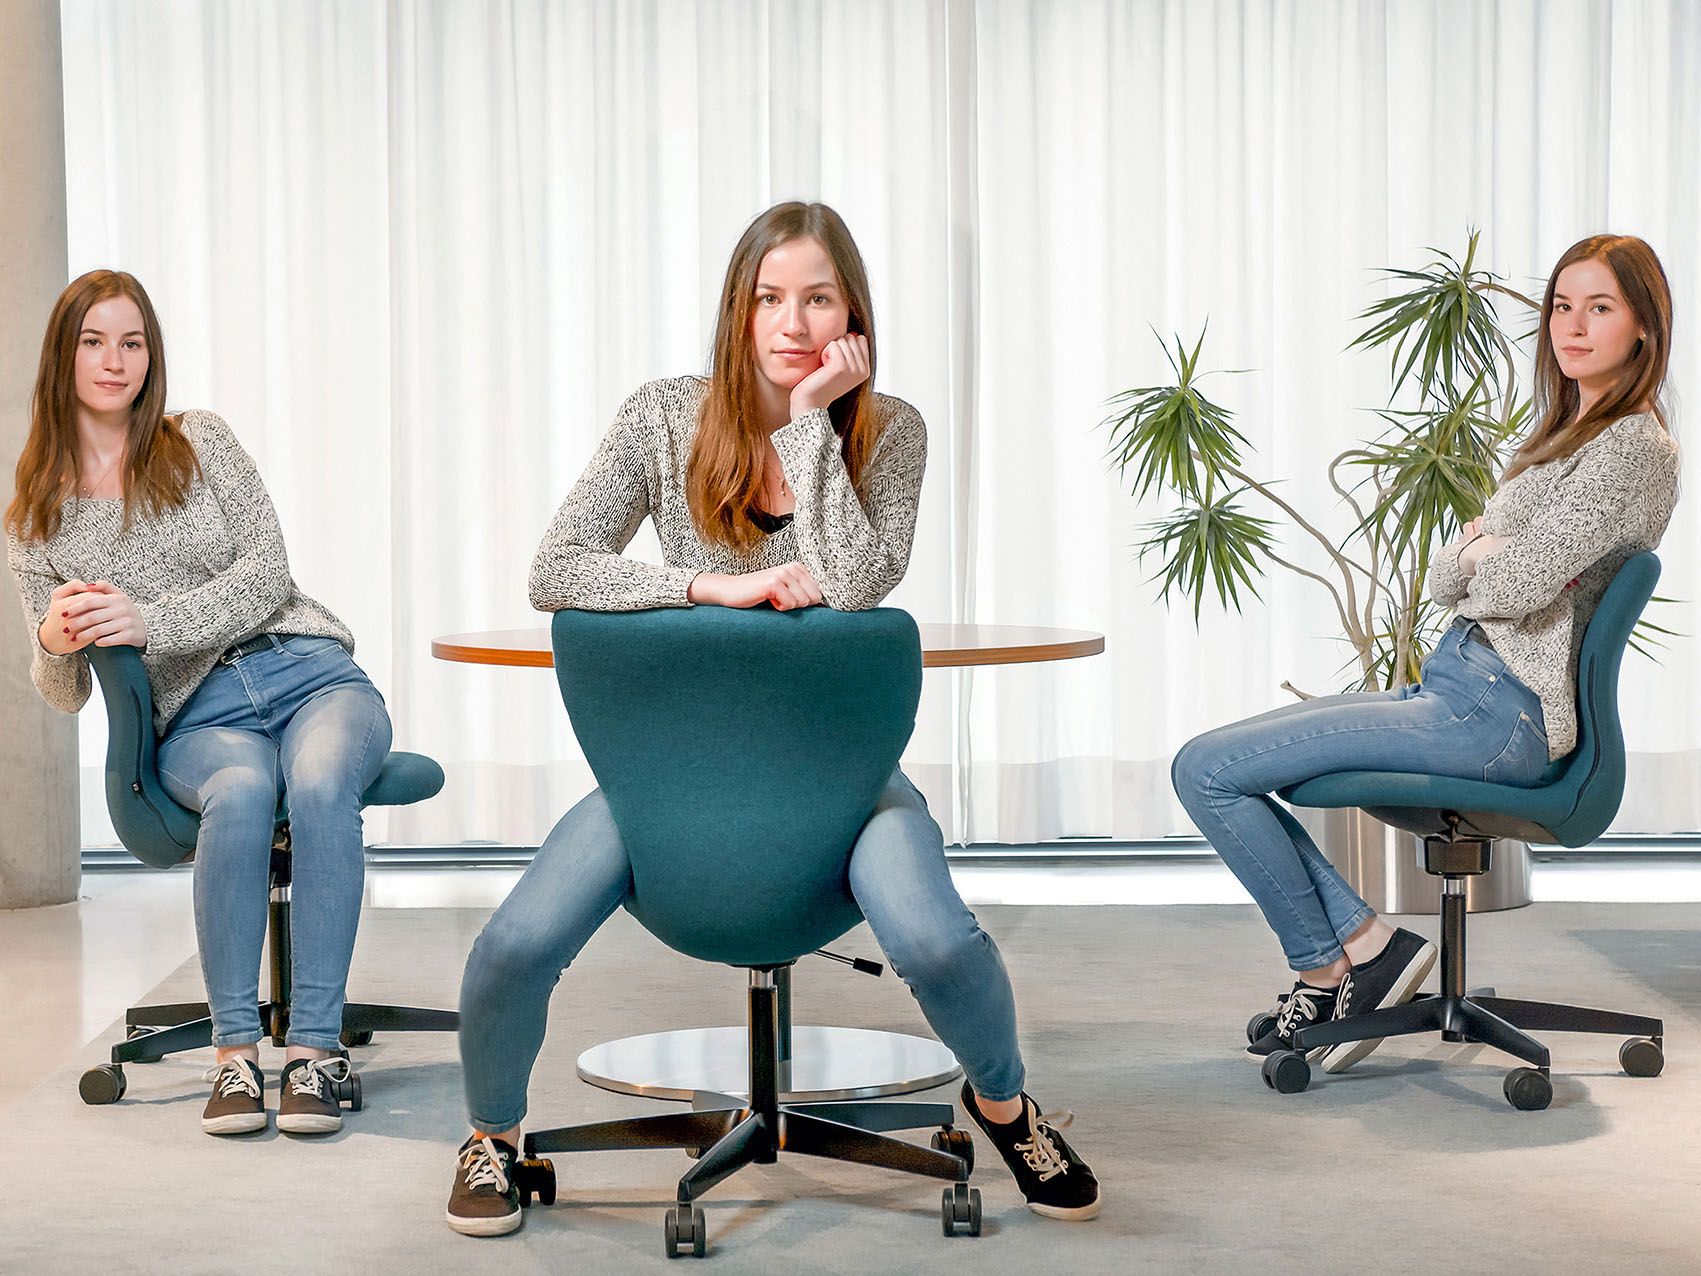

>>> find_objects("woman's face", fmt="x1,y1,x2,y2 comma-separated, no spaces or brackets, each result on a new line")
74,295,149,420
749,236,851,392
1550,257,1643,389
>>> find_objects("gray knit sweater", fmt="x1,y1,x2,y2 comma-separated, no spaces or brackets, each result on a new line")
529,376,927,612
6,410,353,735
1427,412,1680,758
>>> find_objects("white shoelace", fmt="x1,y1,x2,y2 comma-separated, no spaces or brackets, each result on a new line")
459,1137,511,1194
1015,1105,1075,1182
1334,974,1356,1020
203,1060,261,1099
1275,985,1334,1038
287,1057,351,1099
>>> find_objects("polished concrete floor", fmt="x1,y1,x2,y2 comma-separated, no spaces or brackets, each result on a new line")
5,856,1698,1111
3,864,1700,1274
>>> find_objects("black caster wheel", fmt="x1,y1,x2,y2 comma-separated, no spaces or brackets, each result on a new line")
1619,1037,1664,1078
1504,1067,1552,1111
931,1126,974,1174
340,1029,374,1048
335,1070,363,1112
1247,1012,1279,1044
1261,1050,1311,1095
79,1063,126,1105
940,1182,982,1237
664,1204,706,1258
516,1157,556,1207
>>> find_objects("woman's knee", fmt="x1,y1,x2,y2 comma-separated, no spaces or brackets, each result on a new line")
1171,731,1224,800
196,764,278,826
883,915,987,990
463,911,569,997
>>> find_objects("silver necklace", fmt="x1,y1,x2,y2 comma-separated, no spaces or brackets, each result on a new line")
80,449,124,498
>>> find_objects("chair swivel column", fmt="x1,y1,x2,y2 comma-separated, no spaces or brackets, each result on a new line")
266,840,292,1045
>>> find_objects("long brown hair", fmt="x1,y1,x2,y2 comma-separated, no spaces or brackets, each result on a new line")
689,202,881,551
6,270,200,542
1504,234,1673,481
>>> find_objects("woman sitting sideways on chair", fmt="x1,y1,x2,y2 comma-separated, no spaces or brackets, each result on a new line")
4,270,391,1137
446,201,1100,1236
1171,233,1679,1071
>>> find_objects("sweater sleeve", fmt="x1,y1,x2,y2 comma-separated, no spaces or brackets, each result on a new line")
770,398,927,611
5,529,93,714
1426,541,1472,609
132,412,294,657
1462,425,1674,621
528,391,698,612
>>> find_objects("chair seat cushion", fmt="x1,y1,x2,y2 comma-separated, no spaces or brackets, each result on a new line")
1280,771,1569,844
360,751,446,809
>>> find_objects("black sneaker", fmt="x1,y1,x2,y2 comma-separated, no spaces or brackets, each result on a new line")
446,1135,523,1237
277,1057,350,1134
959,1082,1101,1220
201,1057,266,1135
1321,926,1438,1074
1245,981,1338,1061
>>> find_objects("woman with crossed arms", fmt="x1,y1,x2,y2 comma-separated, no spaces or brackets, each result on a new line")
1172,234,1680,1072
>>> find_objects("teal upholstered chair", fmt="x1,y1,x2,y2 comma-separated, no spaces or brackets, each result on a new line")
77,645,456,1106
1268,552,1667,1109
517,606,979,1258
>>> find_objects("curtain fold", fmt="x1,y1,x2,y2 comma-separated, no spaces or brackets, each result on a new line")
58,0,1701,847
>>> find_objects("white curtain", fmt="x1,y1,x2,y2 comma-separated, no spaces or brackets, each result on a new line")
58,0,1701,848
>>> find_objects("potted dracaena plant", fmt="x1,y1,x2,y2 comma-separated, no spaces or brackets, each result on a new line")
1101,232,1670,912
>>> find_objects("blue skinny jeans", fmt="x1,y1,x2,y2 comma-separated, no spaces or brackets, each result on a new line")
459,769,1026,1131
1171,620,1551,972
157,635,391,1050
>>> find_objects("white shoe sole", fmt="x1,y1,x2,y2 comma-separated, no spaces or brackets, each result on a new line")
1029,1197,1103,1221
1321,941,1439,1075
202,1111,268,1135
277,1112,343,1135
445,1206,524,1237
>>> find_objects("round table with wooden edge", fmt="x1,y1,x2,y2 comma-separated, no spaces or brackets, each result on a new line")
432,621,1106,1104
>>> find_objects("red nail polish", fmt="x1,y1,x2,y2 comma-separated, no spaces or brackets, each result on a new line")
63,627,70,633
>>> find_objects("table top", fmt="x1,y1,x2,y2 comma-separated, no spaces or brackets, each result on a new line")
431,622,1105,669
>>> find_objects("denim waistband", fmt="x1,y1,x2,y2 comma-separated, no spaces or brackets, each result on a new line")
217,632,289,665
1451,615,1494,651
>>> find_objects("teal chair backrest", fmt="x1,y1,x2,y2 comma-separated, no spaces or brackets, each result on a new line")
1538,551,1660,845
551,606,924,967
88,646,201,869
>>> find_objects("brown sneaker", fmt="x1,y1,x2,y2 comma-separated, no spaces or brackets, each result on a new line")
277,1057,350,1135
446,1136,523,1237
201,1058,267,1135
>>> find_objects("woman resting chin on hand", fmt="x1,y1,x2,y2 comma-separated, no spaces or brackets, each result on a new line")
445,201,1101,1239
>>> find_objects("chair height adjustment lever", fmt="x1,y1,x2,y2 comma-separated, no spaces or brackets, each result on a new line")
813,949,884,977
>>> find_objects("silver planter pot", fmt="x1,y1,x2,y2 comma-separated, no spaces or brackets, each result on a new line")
1295,806,1532,915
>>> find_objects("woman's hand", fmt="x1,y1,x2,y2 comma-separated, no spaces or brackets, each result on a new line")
1457,533,1512,577
788,333,871,418
1443,516,1493,576
688,564,825,611
53,579,149,649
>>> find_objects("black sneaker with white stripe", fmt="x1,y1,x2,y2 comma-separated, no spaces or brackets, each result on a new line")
1245,981,1339,1061
959,1081,1101,1220
1320,926,1437,1074
446,1135,523,1237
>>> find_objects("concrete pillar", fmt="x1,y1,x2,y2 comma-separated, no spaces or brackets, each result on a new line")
0,0,79,909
